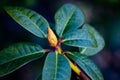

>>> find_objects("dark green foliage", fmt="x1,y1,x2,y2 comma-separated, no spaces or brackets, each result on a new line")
42,52,71,80
68,52,103,80
55,4,85,36
0,4,105,80
0,42,44,77
5,7,49,38
79,24,105,56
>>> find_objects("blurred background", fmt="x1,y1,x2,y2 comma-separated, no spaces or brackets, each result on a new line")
0,0,120,80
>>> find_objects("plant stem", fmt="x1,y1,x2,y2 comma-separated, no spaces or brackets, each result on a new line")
55,37,89,80
66,56,90,80
44,49,53,52
57,47,81,75
63,52,90,80
80,71,90,80
64,55,81,76
57,47,62,53
56,46,80,75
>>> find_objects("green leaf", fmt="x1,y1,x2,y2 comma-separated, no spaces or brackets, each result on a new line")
68,52,104,80
42,52,71,80
62,29,97,48
0,42,45,77
5,7,49,38
79,24,105,56
55,4,85,36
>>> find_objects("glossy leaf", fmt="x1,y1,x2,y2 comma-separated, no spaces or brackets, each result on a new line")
62,29,97,48
55,4,85,36
5,7,49,38
0,42,45,77
68,52,104,80
42,52,71,80
79,24,105,56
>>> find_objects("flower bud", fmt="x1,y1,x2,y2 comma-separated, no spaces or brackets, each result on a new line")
47,27,58,47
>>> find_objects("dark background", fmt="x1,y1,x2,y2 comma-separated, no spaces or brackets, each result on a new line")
0,0,120,80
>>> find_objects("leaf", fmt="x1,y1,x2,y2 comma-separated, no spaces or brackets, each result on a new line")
0,42,45,77
42,52,71,80
55,4,85,37
79,24,105,56
5,7,49,38
68,52,104,80
62,29,97,48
